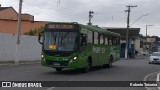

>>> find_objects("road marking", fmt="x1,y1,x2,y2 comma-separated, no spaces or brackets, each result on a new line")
157,73,160,90
46,87,56,90
144,72,154,90
45,79,72,90
144,71,160,90
0,61,39,66
0,64,8,66
157,73,160,82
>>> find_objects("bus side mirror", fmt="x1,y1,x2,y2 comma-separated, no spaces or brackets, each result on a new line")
38,32,43,44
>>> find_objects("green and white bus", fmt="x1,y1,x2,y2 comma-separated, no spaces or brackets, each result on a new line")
38,22,120,72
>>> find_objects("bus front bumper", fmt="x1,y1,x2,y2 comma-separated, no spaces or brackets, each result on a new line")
41,58,86,69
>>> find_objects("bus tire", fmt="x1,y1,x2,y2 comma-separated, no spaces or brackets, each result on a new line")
55,68,62,72
82,59,92,73
106,57,113,68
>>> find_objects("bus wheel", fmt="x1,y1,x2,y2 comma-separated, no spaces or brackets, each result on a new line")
55,68,62,72
83,60,92,73
107,57,112,68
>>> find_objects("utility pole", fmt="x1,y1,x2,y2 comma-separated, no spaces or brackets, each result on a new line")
88,11,94,25
15,0,23,64
145,25,154,54
125,5,137,59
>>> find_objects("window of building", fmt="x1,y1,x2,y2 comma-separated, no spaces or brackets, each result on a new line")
140,41,143,48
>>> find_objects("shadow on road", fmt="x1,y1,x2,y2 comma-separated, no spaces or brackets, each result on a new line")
43,66,118,75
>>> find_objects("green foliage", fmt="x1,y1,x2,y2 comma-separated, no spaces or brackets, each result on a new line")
151,36,160,41
24,27,44,36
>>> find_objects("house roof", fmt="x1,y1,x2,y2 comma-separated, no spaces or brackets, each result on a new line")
0,7,10,11
0,6,18,15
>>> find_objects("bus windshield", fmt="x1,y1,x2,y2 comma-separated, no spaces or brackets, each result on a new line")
44,31,78,52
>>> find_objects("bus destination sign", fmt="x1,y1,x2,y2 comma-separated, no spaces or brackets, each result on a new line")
48,24,74,29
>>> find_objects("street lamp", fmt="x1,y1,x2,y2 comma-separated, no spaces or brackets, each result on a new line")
145,25,154,54
125,13,147,59
146,25,154,37
88,11,94,25
130,14,148,27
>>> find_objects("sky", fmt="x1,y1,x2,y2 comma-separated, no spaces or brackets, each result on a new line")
0,0,160,36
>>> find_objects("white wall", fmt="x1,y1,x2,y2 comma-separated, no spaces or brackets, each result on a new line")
0,33,42,61
134,39,143,53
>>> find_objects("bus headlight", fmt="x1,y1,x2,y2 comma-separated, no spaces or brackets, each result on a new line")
41,55,45,61
42,55,44,58
73,57,77,60
69,57,78,63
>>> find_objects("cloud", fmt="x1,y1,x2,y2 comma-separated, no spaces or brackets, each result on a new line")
1,0,160,36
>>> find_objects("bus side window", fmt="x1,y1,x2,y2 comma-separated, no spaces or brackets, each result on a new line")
113,36,116,46
105,35,108,45
117,37,120,45
80,34,87,46
99,33,104,44
115,37,118,45
92,32,94,44
98,33,100,44
103,34,105,44
108,35,112,45
87,30,92,44
94,32,98,44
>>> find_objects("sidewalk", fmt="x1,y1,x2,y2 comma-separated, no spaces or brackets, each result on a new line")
121,55,149,60
0,60,40,66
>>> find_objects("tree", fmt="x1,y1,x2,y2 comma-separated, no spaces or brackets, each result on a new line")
24,27,44,36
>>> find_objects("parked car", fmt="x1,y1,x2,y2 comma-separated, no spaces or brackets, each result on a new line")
149,52,160,64
139,50,149,56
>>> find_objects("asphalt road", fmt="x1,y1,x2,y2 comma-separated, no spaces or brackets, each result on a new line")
0,55,159,90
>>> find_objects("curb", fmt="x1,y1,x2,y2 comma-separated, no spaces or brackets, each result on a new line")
157,73,160,90
0,61,40,66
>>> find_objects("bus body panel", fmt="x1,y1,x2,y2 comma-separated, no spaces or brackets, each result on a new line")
39,22,120,70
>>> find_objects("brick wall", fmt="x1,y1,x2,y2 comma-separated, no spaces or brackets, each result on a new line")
0,19,46,34
0,8,17,20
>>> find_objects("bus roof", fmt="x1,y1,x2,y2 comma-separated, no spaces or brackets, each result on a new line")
80,24,120,37
47,22,78,25
46,22,120,37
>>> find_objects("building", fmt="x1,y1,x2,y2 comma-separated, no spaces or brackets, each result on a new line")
104,27,140,58
0,5,34,21
144,37,158,54
0,5,46,34
0,19,46,34
0,6,17,20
